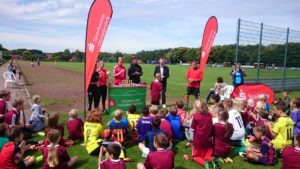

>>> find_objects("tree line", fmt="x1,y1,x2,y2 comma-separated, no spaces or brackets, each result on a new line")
1,43,299,67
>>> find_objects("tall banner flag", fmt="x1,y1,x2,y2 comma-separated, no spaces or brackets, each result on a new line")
231,84,275,104
199,16,218,78
85,0,113,92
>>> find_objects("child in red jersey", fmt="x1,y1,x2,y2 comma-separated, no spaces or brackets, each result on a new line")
150,73,162,105
137,133,174,169
42,129,77,169
213,109,234,163
0,90,10,123
0,128,35,169
98,143,126,169
245,126,275,166
67,109,84,141
191,100,213,167
282,133,300,169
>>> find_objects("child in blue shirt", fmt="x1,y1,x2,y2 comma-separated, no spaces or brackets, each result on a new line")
166,106,183,141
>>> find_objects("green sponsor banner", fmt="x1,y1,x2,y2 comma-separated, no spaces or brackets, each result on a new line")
108,85,147,115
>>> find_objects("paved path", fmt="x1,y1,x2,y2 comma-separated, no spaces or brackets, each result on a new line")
0,63,32,124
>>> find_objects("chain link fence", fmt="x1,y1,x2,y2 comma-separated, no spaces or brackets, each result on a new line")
235,19,300,91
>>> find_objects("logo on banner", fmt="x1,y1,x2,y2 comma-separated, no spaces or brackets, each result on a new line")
109,100,115,107
201,51,206,59
88,42,95,53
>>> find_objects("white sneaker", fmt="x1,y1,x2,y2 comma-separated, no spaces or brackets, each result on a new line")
162,104,166,108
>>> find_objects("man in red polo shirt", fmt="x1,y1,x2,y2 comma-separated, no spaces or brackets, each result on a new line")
185,60,202,109
113,56,126,85
97,61,109,112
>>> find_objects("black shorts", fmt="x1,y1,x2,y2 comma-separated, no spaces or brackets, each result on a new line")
186,86,200,97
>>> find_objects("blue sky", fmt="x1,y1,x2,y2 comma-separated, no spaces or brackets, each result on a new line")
0,0,299,53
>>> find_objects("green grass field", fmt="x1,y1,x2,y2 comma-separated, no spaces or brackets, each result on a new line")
27,62,300,169
46,62,300,100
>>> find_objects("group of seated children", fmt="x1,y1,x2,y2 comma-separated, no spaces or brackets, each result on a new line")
0,90,79,169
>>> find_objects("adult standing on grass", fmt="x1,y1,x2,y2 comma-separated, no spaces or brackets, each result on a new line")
128,56,143,84
97,61,109,112
185,60,202,109
230,63,246,88
113,56,126,85
88,66,100,111
154,58,169,108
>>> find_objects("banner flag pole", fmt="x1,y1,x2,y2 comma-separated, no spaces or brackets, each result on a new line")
84,0,113,118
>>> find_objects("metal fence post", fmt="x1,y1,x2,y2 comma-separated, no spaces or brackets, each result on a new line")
282,28,289,90
256,22,263,82
235,18,241,64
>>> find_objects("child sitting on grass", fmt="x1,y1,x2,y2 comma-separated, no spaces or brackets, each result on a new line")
126,105,140,133
138,117,166,157
126,105,140,143
84,110,104,156
282,132,300,169
0,123,9,151
45,112,66,146
191,100,213,167
136,107,152,143
0,90,11,123
5,98,32,139
269,102,294,152
137,133,174,169
149,105,159,117
245,125,275,166
158,108,173,143
98,143,125,169
290,97,300,142
213,109,234,163
109,109,128,145
67,109,84,141
176,100,188,125
166,106,183,141
28,95,46,132
0,128,36,168
42,129,77,169
209,104,219,124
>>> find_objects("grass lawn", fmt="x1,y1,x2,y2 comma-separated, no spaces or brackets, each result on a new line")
26,62,300,169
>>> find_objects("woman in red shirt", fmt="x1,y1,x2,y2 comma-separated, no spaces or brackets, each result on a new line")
97,61,109,112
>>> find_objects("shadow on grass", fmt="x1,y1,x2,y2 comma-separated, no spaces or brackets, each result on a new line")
175,167,190,169
73,159,90,168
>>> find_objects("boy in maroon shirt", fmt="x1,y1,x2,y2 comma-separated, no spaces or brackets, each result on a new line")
98,143,126,169
150,73,162,105
0,90,10,123
137,133,174,169
282,133,300,169
67,109,84,141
